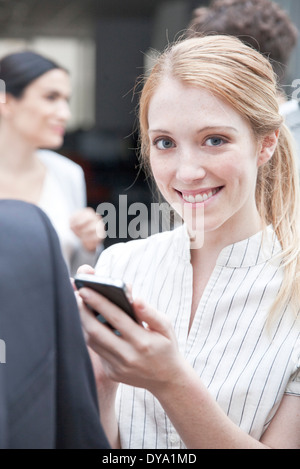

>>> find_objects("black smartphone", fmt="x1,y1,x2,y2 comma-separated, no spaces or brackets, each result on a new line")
74,273,137,329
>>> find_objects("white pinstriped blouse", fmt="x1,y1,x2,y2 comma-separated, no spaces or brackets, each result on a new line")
95,225,300,449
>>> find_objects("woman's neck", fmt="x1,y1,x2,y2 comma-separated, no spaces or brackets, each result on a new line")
0,125,38,173
190,210,263,271
0,124,46,204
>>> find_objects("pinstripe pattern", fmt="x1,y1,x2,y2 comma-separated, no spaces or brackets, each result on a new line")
95,225,300,449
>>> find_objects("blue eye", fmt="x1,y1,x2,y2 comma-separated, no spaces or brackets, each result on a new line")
206,137,224,146
155,138,175,150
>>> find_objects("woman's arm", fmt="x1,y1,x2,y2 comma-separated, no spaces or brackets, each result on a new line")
260,394,300,449
78,287,300,449
153,360,299,449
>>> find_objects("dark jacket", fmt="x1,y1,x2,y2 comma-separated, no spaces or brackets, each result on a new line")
0,200,110,449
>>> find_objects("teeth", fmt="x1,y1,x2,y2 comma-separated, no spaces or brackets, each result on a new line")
182,188,218,203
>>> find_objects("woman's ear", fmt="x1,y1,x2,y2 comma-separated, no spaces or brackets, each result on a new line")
257,129,279,167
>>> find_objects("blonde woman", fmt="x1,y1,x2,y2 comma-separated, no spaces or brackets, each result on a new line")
78,36,300,449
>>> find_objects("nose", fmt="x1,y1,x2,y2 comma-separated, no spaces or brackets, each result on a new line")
56,99,71,122
176,148,207,183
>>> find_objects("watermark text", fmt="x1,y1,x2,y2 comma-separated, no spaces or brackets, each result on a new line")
96,195,204,249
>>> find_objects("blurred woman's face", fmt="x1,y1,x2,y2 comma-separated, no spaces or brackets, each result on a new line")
7,68,71,149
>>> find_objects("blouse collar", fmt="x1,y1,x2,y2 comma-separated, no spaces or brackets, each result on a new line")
173,223,282,268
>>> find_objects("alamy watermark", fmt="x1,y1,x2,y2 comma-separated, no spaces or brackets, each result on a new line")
0,339,6,364
96,195,204,249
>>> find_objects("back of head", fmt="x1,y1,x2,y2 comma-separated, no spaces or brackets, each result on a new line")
186,0,298,82
0,50,63,98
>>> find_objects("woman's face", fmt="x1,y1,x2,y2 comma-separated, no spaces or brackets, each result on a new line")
147,77,276,243
7,68,71,149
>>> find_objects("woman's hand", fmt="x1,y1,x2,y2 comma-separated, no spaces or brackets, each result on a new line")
78,286,185,395
78,278,296,449
70,207,105,251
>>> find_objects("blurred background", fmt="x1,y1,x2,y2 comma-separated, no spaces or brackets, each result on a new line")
0,0,299,245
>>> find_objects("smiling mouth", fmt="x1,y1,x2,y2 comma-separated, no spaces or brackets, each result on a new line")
179,187,223,203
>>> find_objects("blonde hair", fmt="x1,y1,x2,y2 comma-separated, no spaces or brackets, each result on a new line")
138,35,300,321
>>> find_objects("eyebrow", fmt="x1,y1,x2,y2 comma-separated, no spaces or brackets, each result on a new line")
148,125,238,134
198,126,238,133
42,89,71,99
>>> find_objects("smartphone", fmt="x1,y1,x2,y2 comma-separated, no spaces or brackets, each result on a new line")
74,273,137,329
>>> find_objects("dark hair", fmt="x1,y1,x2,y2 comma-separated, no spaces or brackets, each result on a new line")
186,0,298,83
0,50,65,98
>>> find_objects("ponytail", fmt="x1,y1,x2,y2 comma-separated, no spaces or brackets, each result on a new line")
256,123,300,319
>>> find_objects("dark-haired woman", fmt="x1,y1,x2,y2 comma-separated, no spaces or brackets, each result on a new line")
0,51,104,274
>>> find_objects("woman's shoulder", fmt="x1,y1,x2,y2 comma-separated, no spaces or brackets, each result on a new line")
37,149,84,178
